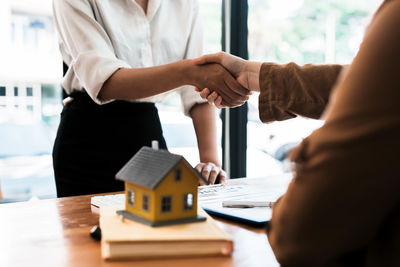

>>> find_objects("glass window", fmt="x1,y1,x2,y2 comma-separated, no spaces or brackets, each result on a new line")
127,189,135,207
161,196,172,213
26,87,33,96
174,168,181,182
246,0,381,177
0,3,61,202
183,193,194,210
156,0,223,167
142,194,149,212
199,0,222,54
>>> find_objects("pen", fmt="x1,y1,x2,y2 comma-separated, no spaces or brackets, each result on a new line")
222,200,275,208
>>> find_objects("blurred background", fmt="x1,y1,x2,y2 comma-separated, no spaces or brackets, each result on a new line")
0,0,381,202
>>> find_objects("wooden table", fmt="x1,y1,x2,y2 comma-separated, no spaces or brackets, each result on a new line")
0,176,290,267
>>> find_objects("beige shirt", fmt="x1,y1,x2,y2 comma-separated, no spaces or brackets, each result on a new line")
258,0,400,265
53,0,206,115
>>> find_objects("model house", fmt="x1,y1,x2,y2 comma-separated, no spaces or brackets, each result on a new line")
116,146,208,226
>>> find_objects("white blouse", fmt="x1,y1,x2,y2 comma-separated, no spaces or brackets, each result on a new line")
53,0,206,115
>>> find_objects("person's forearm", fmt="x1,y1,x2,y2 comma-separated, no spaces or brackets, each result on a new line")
99,60,191,100
258,63,343,123
244,61,263,92
190,103,220,166
99,59,250,107
267,1,400,264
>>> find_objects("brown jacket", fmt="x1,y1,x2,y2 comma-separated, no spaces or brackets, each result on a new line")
260,1,400,266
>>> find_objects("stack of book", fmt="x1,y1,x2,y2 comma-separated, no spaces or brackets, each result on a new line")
100,207,233,260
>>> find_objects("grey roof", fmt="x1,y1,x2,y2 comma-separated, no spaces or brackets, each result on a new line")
116,147,207,189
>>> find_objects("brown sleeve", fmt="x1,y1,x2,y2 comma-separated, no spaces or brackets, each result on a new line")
258,62,342,123
266,1,400,266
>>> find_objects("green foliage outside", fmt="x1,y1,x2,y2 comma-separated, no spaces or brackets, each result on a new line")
249,0,379,64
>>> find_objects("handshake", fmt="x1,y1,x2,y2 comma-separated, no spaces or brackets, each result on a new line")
187,52,262,109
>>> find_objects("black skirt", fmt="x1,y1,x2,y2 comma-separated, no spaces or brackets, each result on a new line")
52,92,167,197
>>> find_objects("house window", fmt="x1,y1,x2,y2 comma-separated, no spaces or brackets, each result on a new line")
174,168,181,182
26,87,33,96
127,189,135,207
142,194,149,212
161,196,172,213
183,193,194,210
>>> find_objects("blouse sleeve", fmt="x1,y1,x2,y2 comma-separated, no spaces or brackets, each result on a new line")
53,0,131,104
176,0,207,117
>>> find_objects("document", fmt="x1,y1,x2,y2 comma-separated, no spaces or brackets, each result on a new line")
198,173,292,226
91,173,293,227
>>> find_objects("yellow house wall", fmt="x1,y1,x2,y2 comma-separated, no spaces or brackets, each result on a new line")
153,161,198,222
125,183,156,222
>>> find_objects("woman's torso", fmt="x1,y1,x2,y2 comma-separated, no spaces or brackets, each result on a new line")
57,0,200,102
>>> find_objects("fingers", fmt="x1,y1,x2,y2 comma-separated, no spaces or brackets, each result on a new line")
198,88,223,108
211,76,238,105
195,163,207,185
215,96,225,109
207,91,218,105
195,52,246,81
199,88,211,99
208,69,247,106
197,88,229,109
220,79,249,107
195,163,202,173
194,52,223,65
218,169,227,184
224,72,251,95
194,63,249,108
201,164,213,183
196,162,226,184
197,76,234,105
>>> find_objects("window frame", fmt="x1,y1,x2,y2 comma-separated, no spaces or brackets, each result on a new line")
183,193,194,211
221,0,249,178
127,189,135,207
142,194,149,212
161,195,172,213
174,168,181,182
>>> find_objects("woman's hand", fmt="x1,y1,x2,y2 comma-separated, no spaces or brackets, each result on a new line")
194,52,262,108
195,162,227,184
183,60,251,108
195,52,262,91
195,87,225,109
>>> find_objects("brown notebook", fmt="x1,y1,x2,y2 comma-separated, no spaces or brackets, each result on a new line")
100,207,233,260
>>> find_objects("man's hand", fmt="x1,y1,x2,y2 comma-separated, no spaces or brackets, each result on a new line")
186,61,251,108
196,52,251,89
194,52,262,108
195,162,227,184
